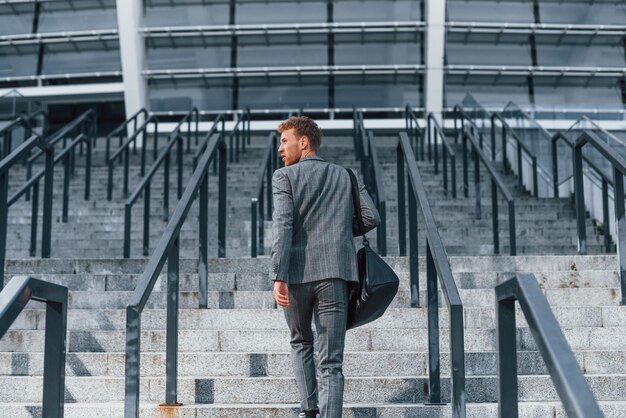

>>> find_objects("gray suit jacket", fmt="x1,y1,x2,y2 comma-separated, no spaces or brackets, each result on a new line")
270,155,380,285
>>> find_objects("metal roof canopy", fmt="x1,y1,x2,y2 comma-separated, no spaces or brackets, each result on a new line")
0,71,122,85
446,65,626,88
0,0,114,13
147,69,421,88
0,29,118,53
144,64,424,79
142,22,424,48
447,22,626,46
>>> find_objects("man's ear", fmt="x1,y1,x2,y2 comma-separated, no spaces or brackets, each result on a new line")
299,135,310,150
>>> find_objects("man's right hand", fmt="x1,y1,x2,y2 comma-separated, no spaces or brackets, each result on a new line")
273,280,289,307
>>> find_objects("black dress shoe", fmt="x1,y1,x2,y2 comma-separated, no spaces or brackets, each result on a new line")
297,409,319,418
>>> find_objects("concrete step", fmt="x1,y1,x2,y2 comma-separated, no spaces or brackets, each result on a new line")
3,401,626,418
1,349,624,377
0,374,624,403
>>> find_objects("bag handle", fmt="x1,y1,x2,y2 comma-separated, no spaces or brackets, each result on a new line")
346,168,369,247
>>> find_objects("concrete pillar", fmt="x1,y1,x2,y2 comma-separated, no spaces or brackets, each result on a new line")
116,0,148,118
424,0,446,122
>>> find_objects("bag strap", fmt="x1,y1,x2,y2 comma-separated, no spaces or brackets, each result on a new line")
346,168,369,246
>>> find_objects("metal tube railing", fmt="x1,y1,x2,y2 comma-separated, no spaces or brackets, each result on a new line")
124,132,228,417
496,274,603,417
0,133,54,288
405,104,424,160
251,132,281,257
462,127,517,256
352,111,387,255
491,113,539,197
229,108,251,163
553,132,614,253
104,108,148,162
0,277,68,418
427,113,457,198
123,110,220,258
396,131,466,417
8,134,92,256
107,115,159,200
573,130,626,304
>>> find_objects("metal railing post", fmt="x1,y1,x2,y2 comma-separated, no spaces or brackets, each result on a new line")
502,124,508,173
426,242,440,403
397,145,407,256
474,145,481,220
84,136,92,200
124,204,132,259
492,179,499,255
163,150,170,221
30,181,39,257
450,302,466,418
508,201,516,256
124,306,141,418
573,143,587,255
165,237,181,406
177,135,184,200
532,157,538,197
41,144,54,258
218,142,227,258
496,293,518,418
143,184,151,256
407,176,419,307
552,135,559,197
251,198,258,258
613,168,626,305
62,153,70,222
516,140,523,190
0,173,7,288
451,154,457,199
602,179,611,252
199,172,209,308
124,147,130,197
462,132,469,198
42,290,68,418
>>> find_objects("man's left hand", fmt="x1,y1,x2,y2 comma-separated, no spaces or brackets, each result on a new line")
273,280,289,307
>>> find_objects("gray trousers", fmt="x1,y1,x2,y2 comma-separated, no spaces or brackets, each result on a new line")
284,278,349,418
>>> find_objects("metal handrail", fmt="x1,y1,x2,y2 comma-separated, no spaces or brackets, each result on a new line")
491,112,539,196
228,108,251,163
251,132,280,257
353,110,387,255
405,104,424,160
106,115,159,200
124,131,228,417
123,110,221,259
0,276,68,418
552,131,613,252
26,109,95,166
0,133,54,288
192,114,226,169
461,126,517,256
0,110,47,159
8,133,92,257
396,131,466,417
496,274,603,417
104,108,148,162
573,130,626,304
426,113,457,198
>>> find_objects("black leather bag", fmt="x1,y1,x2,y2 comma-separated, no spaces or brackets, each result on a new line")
345,169,399,330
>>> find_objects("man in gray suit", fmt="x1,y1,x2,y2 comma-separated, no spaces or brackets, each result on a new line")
271,116,380,418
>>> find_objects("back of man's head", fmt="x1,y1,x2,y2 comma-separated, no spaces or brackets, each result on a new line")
277,116,323,151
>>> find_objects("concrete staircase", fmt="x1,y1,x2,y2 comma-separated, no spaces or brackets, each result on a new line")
1,132,624,417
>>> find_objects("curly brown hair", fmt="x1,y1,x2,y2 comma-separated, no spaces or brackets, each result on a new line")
277,116,322,151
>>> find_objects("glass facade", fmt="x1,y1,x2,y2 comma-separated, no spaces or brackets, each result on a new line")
0,0,120,84
144,0,424,111
445,0,626,110
0,0,623,114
